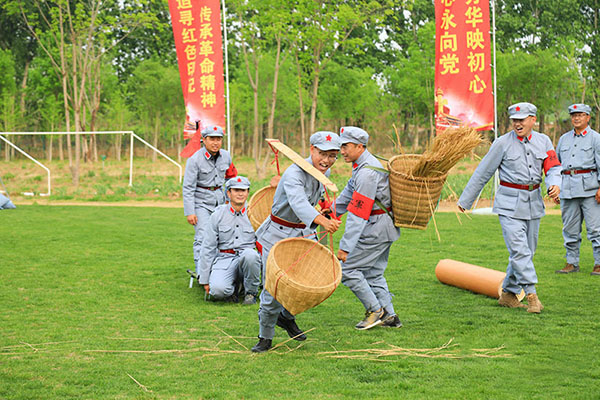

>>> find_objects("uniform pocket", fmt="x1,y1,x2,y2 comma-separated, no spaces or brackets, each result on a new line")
494,189,519,211
583,173,599,191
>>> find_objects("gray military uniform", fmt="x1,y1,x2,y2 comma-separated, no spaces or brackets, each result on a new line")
335,149,400,315
458,130,561,295
182,146,233,274
256,159,325,340
556,126,600,265
198,203,261,299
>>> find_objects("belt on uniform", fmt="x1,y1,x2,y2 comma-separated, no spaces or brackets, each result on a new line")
561,169,596,175
370,207,392,216
197,185,221,191
219,249,237,254
270,214,306,229
499,181,540,191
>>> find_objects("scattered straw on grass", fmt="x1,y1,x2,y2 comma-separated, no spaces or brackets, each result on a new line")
269,327,317,352
316,338,512,361
411,127,484,177
127,373,152,393
212,325,248,351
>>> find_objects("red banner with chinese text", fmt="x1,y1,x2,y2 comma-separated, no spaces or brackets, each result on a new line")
168,0,226,157
434,0,494,134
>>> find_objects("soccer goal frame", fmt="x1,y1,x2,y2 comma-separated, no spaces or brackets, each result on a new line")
0,131,182,196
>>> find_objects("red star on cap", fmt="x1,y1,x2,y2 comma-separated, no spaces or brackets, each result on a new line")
341,128,344,133
516,106,520,111
237,177,241,182
326,134,332,142
213,127,218,130
574,105,578,109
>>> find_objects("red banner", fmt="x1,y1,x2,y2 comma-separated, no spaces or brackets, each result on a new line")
434,0,494,134
168,0,226,156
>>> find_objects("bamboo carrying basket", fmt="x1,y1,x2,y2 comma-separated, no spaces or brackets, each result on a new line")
388,154,448,230
265,237,341,316
247,186,277,231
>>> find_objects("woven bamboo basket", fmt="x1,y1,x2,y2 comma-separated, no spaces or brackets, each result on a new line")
265,237,341,316
388,154,448,230
247,186,277,231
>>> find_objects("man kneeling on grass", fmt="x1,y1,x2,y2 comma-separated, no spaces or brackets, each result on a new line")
198,176,261,305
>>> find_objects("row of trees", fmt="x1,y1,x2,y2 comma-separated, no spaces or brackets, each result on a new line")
1,0,599,183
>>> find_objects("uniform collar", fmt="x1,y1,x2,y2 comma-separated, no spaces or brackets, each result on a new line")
229,204,247,215
352,149,370,169
515,133,532,142
203,147,221,160
574,126,589,136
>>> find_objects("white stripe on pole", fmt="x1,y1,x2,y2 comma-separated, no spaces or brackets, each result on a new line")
222,0,231,154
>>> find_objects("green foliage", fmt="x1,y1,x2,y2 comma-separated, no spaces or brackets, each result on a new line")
1,207,599,398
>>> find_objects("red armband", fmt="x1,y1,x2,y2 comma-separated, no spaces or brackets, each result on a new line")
347,191,375,220
543,150,560,174
225,163,238,179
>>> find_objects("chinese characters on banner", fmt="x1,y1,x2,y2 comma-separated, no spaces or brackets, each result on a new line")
434,0,494,134
168,0,226,157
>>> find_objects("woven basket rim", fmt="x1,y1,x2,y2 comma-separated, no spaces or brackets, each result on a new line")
270,237,340,290
388,154,448,182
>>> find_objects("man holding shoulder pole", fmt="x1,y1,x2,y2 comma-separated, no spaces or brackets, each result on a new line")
251,131,342,353
555,104,600,276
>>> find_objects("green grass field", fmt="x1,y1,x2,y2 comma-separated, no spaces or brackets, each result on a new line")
1,206,599,399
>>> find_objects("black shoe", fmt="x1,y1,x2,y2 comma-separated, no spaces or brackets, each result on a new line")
276,314,307,341
251,337,272,353
381,311,403,328
242,293,257,305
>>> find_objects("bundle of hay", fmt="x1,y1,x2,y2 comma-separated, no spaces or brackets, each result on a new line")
388,127,483,229
410,127,483,177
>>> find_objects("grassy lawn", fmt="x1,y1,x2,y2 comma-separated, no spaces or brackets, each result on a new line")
1,206,599,399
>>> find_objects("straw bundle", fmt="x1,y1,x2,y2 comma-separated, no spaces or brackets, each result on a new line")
247,186,277,231
265,237,341,316
410,127,483,177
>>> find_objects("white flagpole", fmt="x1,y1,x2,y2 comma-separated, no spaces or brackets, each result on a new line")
222,0,232,153
492,0,499,194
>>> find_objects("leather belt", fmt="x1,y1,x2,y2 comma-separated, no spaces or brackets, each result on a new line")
561,169,595,175
370,207,392,216
500,181,540,191
219,249,237,254
198,185,221,191
270,214,306,229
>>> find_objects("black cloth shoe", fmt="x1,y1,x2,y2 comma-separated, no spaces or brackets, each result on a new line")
276,314,307,341
251,337,272,353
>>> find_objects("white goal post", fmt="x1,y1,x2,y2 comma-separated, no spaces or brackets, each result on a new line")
0,131,182,196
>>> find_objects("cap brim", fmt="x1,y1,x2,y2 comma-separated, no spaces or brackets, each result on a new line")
204,133,223,137
509,113,531,119
314,144,340,151
340,137,359,145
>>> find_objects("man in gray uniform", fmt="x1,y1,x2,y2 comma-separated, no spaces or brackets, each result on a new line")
334,126,402,330
555,103,600,276
182,125,237,278
251,131,342,353
458,102,561,314
198,176,262,304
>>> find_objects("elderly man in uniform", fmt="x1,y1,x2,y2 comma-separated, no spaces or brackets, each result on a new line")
555,104,600,276
182,125,237,280
198,176,261,304
458,102,561,313
251,131,342,353
333,127,402,330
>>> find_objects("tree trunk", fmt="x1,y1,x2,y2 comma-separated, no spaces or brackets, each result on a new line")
59,134,64,160
267,34,284,140
294,50,307,156
47,134,53,162
19,60,30,125
539,113,545,134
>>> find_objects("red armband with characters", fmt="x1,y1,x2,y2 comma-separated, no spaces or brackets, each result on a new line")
347,191,375,220
225,163,238,179
543,150,560,174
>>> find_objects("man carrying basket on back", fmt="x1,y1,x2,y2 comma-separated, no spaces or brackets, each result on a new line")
251,131,342,353
332,127,402,330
